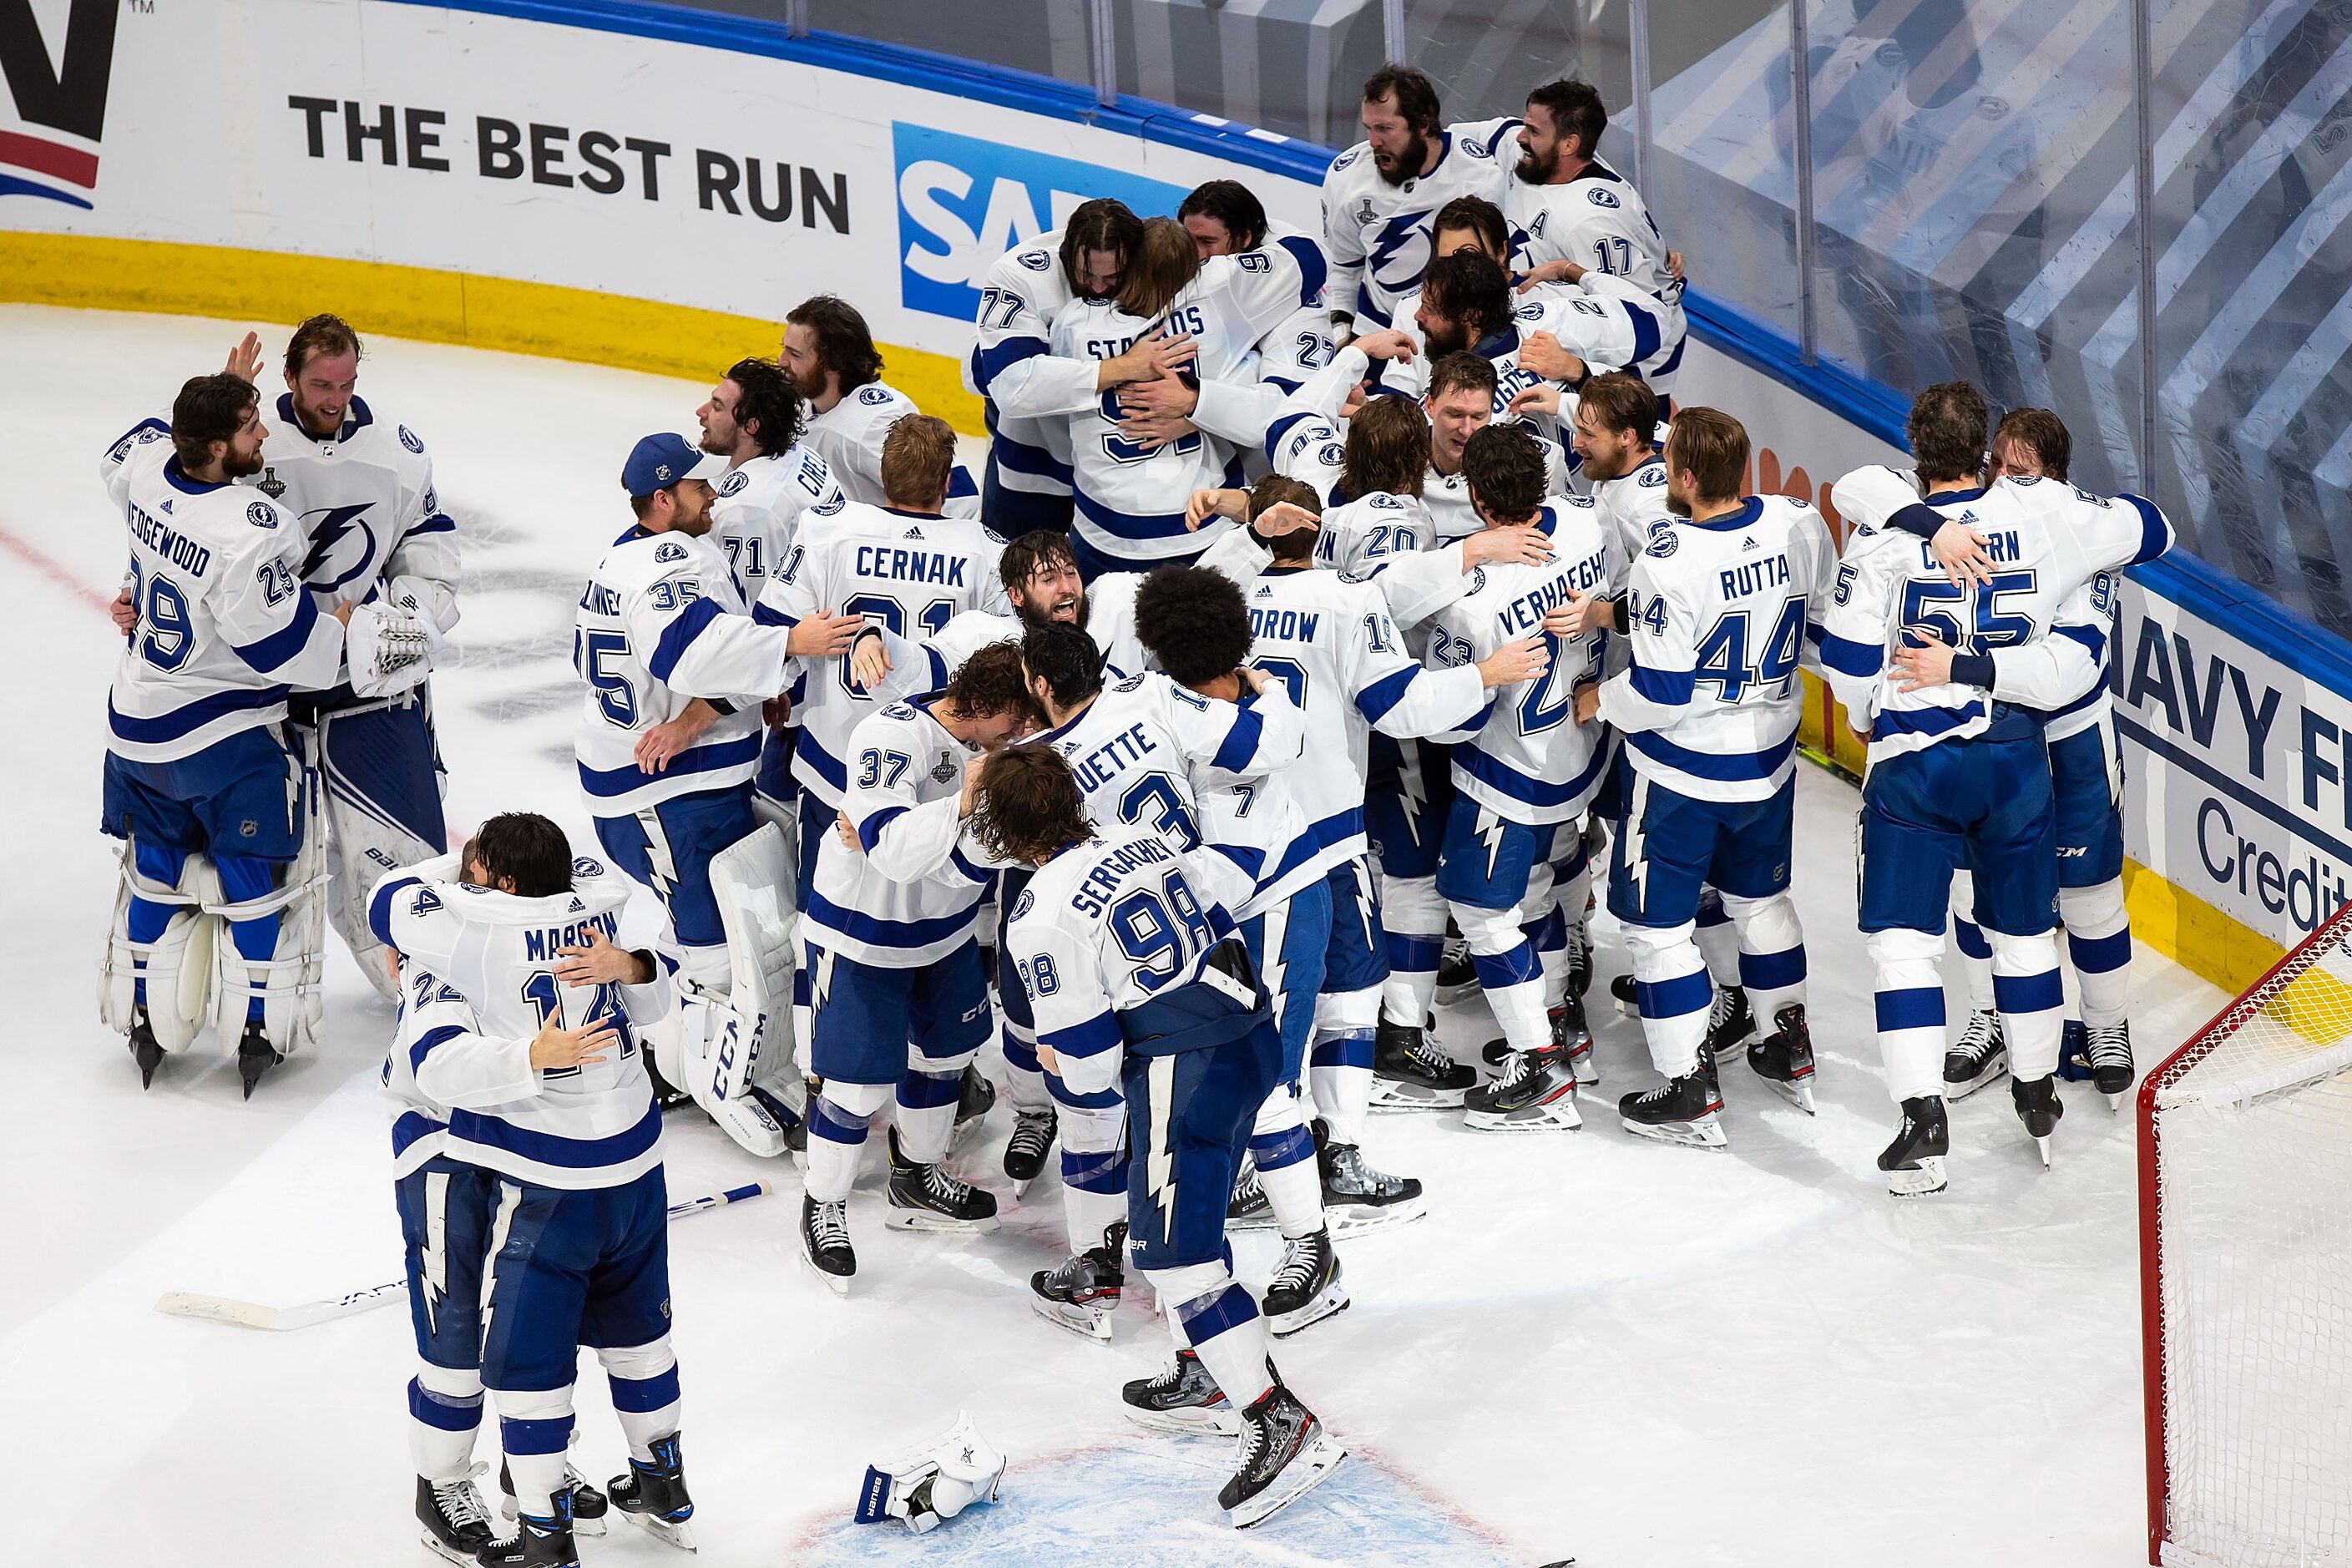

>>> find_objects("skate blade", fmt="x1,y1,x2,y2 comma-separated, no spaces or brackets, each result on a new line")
1326,1198,1428,1237
1269,1284,1351,1338
1943,1058,2009,1101
1010,1176,1035,1201
418,1529,475,1566
1464,1096,1583,1132
1434,981,1480,1006
1230,1433,1348,1529
883,1206,1001,1235
1613,995,1640,1019
2103,1091,2126,1113
1031,1295,1115,1342
1567,1050,1600,1085
1619,1112,1728,1149
2032,1134,2053,1169
620,1509,697,1552
574,1515,608,1538
1225,1208,1280,1232
1884,1157,1947,1197
1123,1404,1241,1438
802,1247,853,1296
1367,1080,1467,1111
1760,1075,1816,1115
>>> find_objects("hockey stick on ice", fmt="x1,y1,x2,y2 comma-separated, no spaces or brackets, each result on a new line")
154,1180,770,1332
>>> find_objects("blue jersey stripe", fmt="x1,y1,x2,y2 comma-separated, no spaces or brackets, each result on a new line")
108,685,289,745
231,590,323,674
576,731,761,799
1627,726,1798,782
449,1096,662,1171
647,594,724,684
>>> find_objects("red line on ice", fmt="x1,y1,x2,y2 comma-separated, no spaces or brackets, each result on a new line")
0,522,115,615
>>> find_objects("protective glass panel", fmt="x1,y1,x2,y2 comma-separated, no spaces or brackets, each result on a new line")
1399,0,1635,126
815,0,1101,90
1112,0,1388,147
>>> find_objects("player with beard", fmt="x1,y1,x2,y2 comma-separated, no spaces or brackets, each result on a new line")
1507,79,1687,396
693,357,846,604
1322,65,1520,334
780,294,979,516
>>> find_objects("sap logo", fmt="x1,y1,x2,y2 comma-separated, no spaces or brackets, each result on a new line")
0,0,118,210
892,123,1188,321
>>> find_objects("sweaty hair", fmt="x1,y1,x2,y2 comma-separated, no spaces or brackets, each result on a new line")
1667,406,1750,504
1021,618,1105,711
1134,566,1252,685
1060,198,1144,292
879,414,957,508
999,529,1079,599
1342,395,1430,498
1908,381,1990,485
171,373,259,470
1420,250,1512,343
943,639,1040,726
1461,422,1548,524
285,312,363,377
968,745,1094,866
1527,79,1607,160
470,812,575,898
1431,195,1510,261
727,357,806,456
1578,372,1657,444
1117,217,1202,321
1177,180,1268,253
1248,474,1323,563
786,294,885,393
1363,63,1441,134
1995,407,2071,482
1427,350,1499,407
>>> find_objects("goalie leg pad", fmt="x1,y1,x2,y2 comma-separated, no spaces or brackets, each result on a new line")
207,847,326,1058
312,695,448,998
855,1413,1004,1533
101,837,219,1053
705,821,799,1104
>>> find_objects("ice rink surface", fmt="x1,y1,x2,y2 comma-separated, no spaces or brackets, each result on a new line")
0,306,2224,1566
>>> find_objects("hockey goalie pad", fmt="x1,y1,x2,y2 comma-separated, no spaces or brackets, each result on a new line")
704,823,799,1107
315,692,449,998
853,1413,1004,1534
99,842,220,1054
205,778,327,1058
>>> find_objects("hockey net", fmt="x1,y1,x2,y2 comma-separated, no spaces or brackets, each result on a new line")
2142,897,2352,1567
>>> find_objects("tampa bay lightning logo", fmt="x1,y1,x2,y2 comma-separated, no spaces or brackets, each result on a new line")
1333,148,1361,172
1366,210,1426,290
1018,250,1051,271
1587,187,1622,209
857,385,894,407
655,540,688,563
1011,889,1034,920
813,493,847,517
301,503,378,590
247,501,277,529
571,855,604,878
717,468,750,498
1320,442,1344,468
1370,493,1402,510
1114,673,1146,693
1515,301,1545,323
398,425,424,454
1638,466,1667,488
1645,531,1680,558
1466,566,1488,592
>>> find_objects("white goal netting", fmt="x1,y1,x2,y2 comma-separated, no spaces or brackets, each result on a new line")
2147,903,2352,1568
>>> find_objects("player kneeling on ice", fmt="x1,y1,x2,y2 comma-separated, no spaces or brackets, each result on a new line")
369,816,697,1565
796,640,1039,1291
98,369,352,1096
980,746,1347,1529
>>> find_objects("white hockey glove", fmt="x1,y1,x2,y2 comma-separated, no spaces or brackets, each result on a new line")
345,599,445,698
853,1413,1004,1534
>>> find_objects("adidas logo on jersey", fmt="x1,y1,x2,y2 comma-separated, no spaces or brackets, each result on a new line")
904,526,925,539
1743,537,1758,550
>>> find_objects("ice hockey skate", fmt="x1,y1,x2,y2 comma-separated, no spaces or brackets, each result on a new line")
1703,984,1753,1057
2011,1075,2064,1166
1031,1222,1125,1340
1943,1009,2007,1098
1433,933,1479,1004
498,1459,608,1536
232,1018,281,1100
1463,1044,1582,1131
1371,1016,1474,1108
1610,971,1639,1017
1121,1348,1242,1435
1619,1067,1727,1148
802,1194,856,1295
1746,1002,1817,1113
128,1009,164,1090
417,1466,494,1564
607,1432,695,1552
1262,1227,1349,1336
1221,1376,1347,1528
1226,1162,1277,1230
949,1064,995,1152
1878,1095,1950,1197
884,1127,1000,1233
1553,995,1598,1082
1001,1107,1056,1197
474,1491,577,1568
2062,1019,2135,1110
1313,1120,1426,1231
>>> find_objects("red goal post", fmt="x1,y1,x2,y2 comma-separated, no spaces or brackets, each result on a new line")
2138,897,2352,1567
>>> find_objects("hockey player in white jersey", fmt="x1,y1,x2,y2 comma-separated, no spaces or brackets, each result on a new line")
1903,411,2139,1109
576,432,839,1157
694,356,846,602
367,815,694,1565
964,199,1146,535
1424,423,1621,1131
1016,618,1304,1334
1508,80,1687,394
1568,372,1674,559
1373,252,1588,453
975,747,1346,1528
796,643,1037,1292
781,295,979,515
1323,63,1519,331
1570,408,1834,1147
1818,382,2174,1194
98,370,351,1096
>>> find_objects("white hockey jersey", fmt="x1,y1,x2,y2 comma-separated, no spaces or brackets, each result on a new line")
1424,447,1569,544
1427,498,1622,823
1512,276,1676,392
802,380,981,518
755,503,1009,809
1004,831,1247,1098
707,443,846,600
254,395,460,630
367,852,675,1190
1373,329,1571,451
382,958,477,1178
966,229,1080,501
1323,119,1521,327
1598,495,1837,802
100,422,348,764
1589,449,1674,561
1818,468,2173,766
1242,564,1485,871
875,564,1155,708
805,700,998,967
1508,159,1682,320
573,526,787,817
